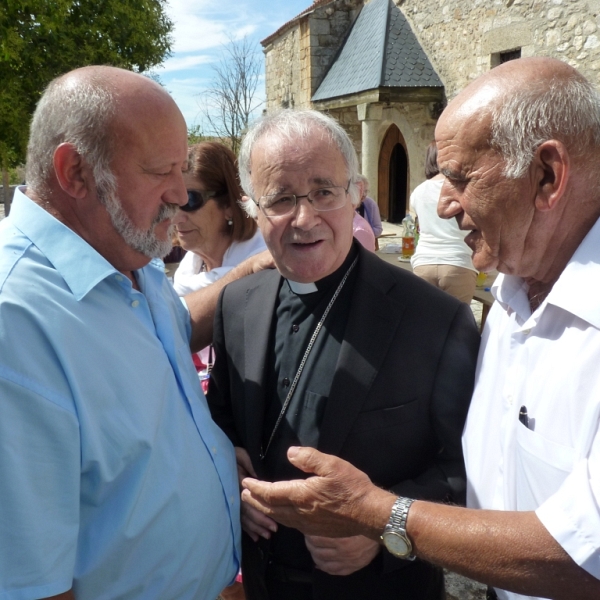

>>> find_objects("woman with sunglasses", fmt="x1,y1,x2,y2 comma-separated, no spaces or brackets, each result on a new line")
172,142,266,296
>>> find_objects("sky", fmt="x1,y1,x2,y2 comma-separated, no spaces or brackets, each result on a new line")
157,0,312,130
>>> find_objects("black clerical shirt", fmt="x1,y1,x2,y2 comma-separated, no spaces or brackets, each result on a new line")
261,244,359,572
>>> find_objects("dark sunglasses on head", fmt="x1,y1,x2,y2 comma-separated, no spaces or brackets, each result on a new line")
181,189,225,212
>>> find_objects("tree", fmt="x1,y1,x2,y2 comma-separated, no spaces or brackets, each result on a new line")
187,124,209,146
0,0,173,214
200,36,262,154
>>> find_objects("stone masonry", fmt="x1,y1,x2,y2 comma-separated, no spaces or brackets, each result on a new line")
400,0,600,101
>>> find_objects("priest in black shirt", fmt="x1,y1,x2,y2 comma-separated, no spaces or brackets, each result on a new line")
207,109,480,600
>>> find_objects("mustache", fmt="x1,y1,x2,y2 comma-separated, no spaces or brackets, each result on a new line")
153,203,178,225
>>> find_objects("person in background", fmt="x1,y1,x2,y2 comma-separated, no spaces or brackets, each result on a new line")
352,209,376,251
409,142,477,304
172,142,267,384
172,142,266,296
355,174,383,238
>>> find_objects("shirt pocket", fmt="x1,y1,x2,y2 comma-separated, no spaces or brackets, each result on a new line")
514,423,575,511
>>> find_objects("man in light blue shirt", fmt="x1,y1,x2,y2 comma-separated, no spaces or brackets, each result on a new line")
0,66,266,600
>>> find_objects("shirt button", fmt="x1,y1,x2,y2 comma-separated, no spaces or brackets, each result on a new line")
212,447,217,454
131,300,140,308
282,377,290,387
115,274,123,282
292,324,299,333
523,329,531,335
230,495,235,504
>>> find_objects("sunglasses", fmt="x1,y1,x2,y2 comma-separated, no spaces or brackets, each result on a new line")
180,189,225,212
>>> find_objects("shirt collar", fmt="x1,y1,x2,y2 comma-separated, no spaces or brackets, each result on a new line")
548,215,600,329
11,188,123,301
492,215,600,329
287,280,318,294
284,243,359,296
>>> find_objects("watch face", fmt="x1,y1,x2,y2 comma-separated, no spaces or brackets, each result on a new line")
382,531,410,557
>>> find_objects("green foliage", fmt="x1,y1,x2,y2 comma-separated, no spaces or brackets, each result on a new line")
0,0,174,171
187,124,208,146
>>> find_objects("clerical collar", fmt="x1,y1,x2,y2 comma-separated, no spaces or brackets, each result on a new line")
284,243,359,296
287,280,318,295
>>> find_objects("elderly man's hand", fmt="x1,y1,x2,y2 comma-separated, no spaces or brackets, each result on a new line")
241,446,396,539
305,534,381,576
234,447,278,542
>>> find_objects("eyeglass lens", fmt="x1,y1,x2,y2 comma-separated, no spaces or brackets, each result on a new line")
260,186,347,217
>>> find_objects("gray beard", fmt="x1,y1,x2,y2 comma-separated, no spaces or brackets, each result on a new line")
98,182,176,259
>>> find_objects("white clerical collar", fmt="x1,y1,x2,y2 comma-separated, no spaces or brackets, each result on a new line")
287,279,318,295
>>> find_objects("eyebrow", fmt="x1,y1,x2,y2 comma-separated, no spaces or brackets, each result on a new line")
440,167,467,181
312,177,336,186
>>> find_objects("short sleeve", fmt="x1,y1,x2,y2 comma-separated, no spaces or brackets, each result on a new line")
536,457,600,579
0,373,80,599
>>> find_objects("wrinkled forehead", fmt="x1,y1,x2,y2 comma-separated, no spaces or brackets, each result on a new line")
437,84,498,144
250,131,348,184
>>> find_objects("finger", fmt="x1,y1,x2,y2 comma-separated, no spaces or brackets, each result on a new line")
242,477,303,507
241,503,278,533
287,446,352,479
241,485,302,531
241,516,272,541
243,527,259,543
235,447,257,479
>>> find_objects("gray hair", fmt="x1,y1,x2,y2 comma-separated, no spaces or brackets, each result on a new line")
26,73,117,197
490,76,600,178
238,109,361,218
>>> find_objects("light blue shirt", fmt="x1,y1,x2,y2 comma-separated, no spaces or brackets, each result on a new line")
0,189,241,600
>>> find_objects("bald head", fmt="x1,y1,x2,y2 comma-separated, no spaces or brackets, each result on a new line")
26,65,181,198
437,57,600,179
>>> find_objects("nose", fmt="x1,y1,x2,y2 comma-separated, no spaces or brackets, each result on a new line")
437,182,463,220
164,170,189,207
291,196,320,230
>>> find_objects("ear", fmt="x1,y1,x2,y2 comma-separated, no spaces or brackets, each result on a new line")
531,140,570,212
53,143,91,199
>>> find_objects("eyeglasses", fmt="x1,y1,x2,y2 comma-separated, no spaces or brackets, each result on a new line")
254,181,351,218
180,189,225,213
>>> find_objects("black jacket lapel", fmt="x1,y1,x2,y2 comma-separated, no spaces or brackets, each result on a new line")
242,270,281,466
319,249,406,456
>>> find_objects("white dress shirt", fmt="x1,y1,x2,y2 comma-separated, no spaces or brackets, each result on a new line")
173,229,266,296
463,216,600,600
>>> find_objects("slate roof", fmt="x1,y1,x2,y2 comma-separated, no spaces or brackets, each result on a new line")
312,0,443,102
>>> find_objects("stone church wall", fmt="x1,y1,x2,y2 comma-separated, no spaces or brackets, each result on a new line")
263,0,361,111
399,0,600,99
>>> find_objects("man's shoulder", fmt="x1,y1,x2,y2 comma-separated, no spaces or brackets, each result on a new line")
221,268,280,301
0,220,44,295
360,249,465,312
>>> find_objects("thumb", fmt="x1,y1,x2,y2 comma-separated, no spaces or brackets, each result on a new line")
287,446,346,478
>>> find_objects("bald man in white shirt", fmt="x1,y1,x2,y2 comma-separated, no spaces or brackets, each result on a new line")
241,57,600,600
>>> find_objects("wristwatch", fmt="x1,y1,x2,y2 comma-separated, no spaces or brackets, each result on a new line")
381,496,415,560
